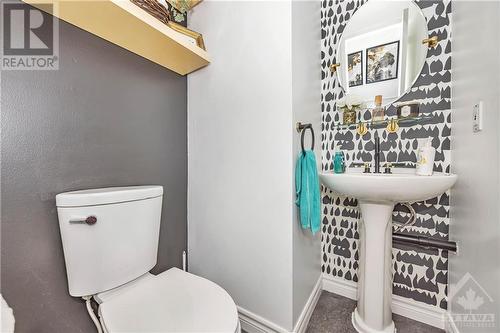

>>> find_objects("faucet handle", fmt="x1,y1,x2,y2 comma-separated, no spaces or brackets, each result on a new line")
363,162,371,174
384,162,393,174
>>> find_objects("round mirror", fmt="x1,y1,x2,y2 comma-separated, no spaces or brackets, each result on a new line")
336,0,428,107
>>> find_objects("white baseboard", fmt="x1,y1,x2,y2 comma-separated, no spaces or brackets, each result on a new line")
238,306,289,333
445,311,460,333
322,274,446,330
238,275,323,333
322,273,357,299
293,275,323,333
392,294,446,330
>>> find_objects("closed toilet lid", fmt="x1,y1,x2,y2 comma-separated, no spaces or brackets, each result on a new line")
98,268,239,333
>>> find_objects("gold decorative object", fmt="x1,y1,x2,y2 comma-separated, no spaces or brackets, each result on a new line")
422,36,439,48
343,110,356,126
330,63,341,73
386,119,399,133
167,21,206,50
357,123,368,136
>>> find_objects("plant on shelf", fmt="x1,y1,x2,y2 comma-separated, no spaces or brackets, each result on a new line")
130,0,206,50
162,0,202,23
337,94,365,125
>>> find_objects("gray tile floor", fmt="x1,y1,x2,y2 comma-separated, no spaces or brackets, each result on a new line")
306,291,444,333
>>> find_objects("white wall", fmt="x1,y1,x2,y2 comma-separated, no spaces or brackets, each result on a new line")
291,0,322,326
188,1,320,331
450,1,500,331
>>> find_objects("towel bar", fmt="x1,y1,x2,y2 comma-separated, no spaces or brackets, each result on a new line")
296,122,315,154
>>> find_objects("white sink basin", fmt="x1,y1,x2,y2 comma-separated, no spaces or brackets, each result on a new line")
319,167,458,203
319,167,457,333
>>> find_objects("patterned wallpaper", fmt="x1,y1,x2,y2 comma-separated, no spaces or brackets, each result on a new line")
320,0,452,310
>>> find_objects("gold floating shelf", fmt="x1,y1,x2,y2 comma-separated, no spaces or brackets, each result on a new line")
335,114,435,132
23,0,210,75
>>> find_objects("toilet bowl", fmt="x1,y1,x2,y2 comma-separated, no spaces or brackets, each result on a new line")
96,269,240,333
56,186,240,332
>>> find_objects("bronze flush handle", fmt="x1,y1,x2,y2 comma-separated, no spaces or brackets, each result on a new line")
69,216,97,225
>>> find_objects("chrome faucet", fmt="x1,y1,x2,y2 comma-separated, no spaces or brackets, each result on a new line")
374,137,381,173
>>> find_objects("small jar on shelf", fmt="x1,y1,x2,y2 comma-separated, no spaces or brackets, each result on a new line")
337,94,365,126
343,109,356,125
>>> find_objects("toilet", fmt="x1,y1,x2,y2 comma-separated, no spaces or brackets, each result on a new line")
56,186,240,333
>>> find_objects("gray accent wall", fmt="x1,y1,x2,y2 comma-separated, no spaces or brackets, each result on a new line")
1,19,187,333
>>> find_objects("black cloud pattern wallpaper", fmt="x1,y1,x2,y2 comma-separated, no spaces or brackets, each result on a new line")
320,0,452,310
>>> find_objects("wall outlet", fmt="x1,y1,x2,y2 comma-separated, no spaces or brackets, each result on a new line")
472,101,483,133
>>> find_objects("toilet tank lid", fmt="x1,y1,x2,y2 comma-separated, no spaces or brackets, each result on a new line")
56,186,163,207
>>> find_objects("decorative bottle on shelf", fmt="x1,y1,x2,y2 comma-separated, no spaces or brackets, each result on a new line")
371,95,385,122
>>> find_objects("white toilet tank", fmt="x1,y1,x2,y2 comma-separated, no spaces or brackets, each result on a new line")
56,186,163,297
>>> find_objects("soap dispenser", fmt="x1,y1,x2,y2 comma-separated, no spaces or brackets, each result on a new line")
416,138,436,176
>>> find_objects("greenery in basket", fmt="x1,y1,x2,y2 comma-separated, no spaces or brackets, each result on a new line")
158,0,187,23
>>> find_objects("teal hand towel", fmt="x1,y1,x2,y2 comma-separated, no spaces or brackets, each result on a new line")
295,150,321,234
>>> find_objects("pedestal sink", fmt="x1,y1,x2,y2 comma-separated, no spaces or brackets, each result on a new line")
319,168,457,333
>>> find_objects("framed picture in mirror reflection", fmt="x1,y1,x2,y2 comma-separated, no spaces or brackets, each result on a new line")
366,41,400,84
347,51,363,87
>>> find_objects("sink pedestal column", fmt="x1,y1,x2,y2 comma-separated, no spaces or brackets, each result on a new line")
352,201,395,333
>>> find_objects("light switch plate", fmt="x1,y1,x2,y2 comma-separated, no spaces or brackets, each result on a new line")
472,101,483,133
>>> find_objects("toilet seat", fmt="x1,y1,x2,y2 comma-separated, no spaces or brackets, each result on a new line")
96,268,240,333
